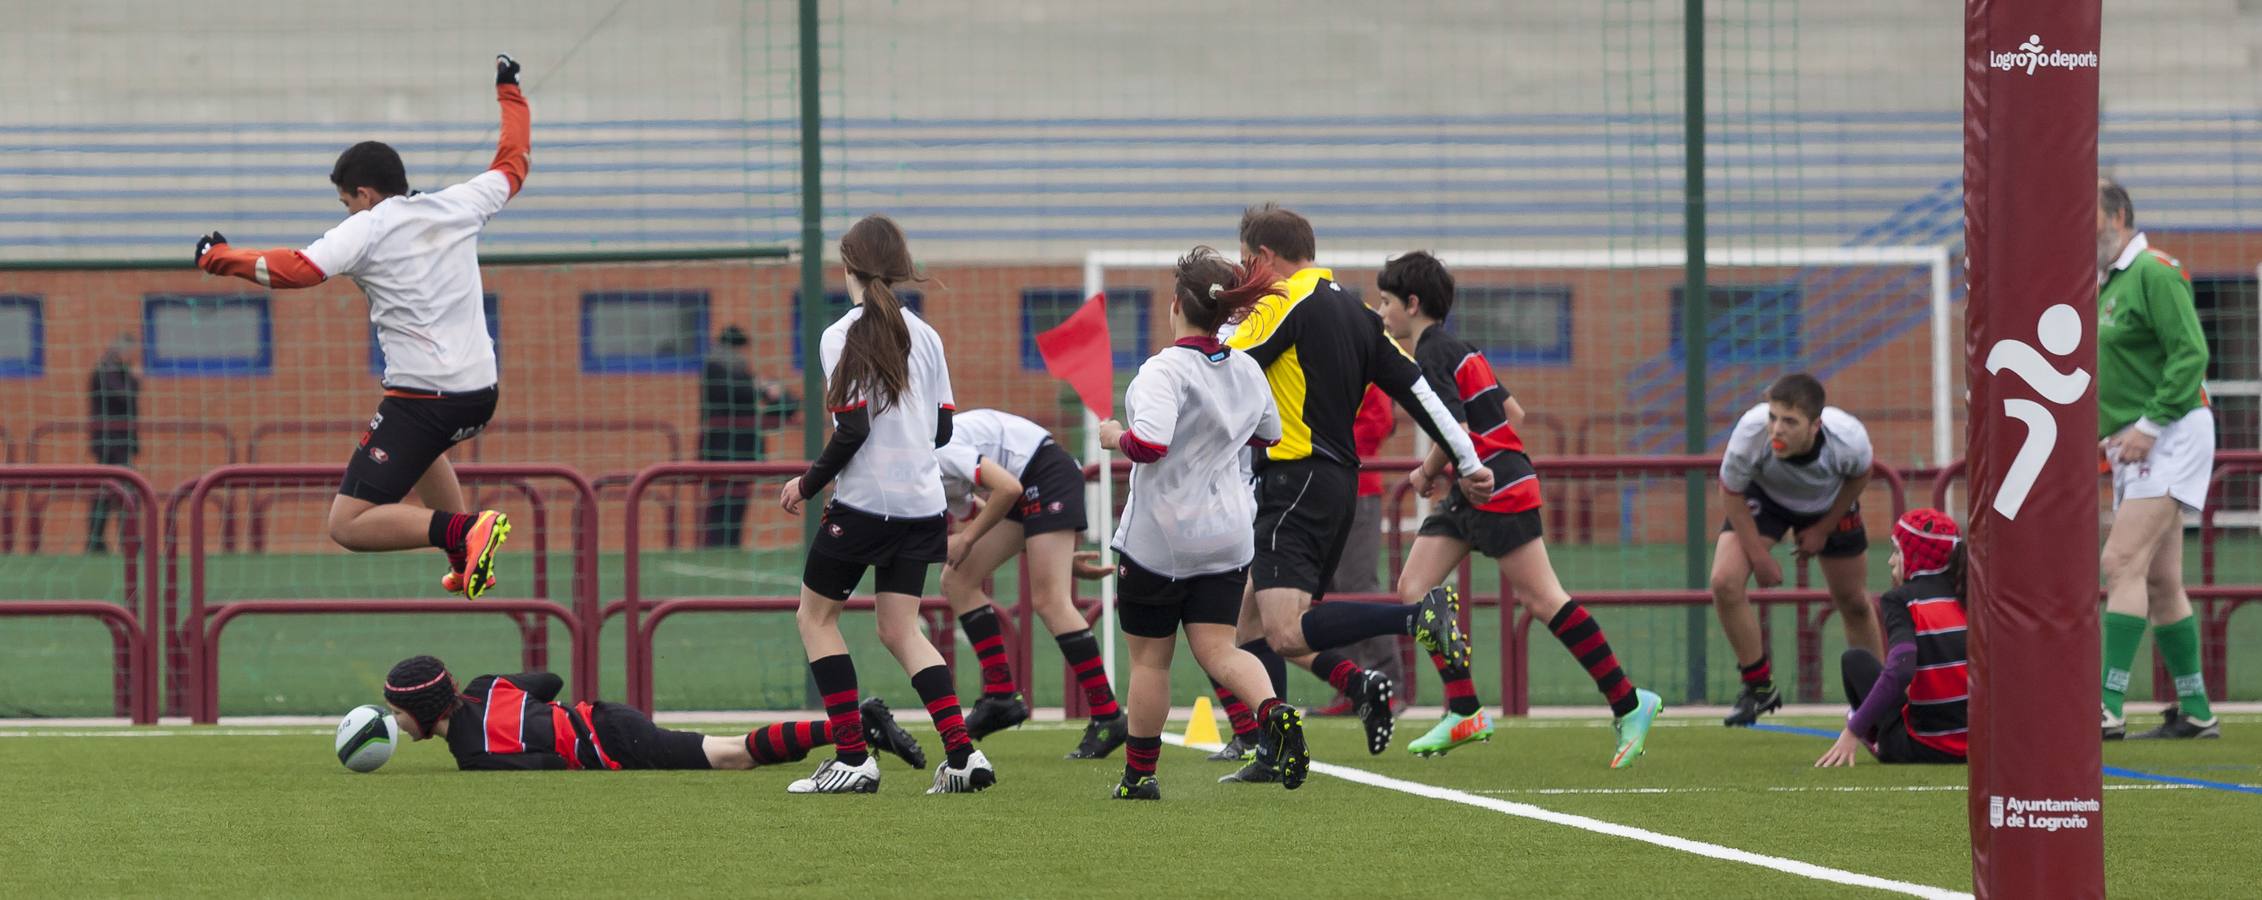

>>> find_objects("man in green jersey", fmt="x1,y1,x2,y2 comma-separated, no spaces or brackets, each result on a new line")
2095,179,2220,740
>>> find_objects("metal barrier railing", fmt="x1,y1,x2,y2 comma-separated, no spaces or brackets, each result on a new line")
0,466,160,723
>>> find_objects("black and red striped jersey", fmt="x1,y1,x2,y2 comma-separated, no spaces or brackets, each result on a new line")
441,673,620,771
1879,573,1969,756
1414,327,1539,514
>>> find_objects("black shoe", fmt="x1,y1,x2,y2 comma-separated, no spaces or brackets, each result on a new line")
1218,759,1279,784
1413,586,1471,672
1112,775,1161,800
1066,713,1128,759
1722,682,1783,727
2130,706,2221,739
1207,732,1257,762
1348,670,1395,755
964,692,1030,740
1259,700,1310,790
860,697,926,770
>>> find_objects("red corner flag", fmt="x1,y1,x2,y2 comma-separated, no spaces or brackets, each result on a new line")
1035,292,1115,420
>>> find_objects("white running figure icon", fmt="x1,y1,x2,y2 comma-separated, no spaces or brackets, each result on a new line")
1983,303,2089,519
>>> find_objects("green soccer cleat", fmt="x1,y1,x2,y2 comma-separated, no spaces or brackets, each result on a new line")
1610,689,1664,769
1407,709,1495,758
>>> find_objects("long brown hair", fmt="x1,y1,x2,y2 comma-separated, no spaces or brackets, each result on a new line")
1173,245,1283,334
826,215,920,412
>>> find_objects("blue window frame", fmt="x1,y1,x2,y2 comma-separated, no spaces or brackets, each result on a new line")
143,294,272,377
372,293,497,375
1019,288,1151,372
792,290,924,370
581,290,710,374
1670,282,1802,364
1454,285,1573,366
0,295,42,378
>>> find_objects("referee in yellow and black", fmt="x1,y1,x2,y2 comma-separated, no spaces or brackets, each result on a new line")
1219,204,1495,771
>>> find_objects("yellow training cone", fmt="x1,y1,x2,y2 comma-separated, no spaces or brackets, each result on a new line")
1181,695,1222,746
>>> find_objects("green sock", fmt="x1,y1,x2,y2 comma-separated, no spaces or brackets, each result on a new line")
2101,611,2149,719
2153,615,2214,723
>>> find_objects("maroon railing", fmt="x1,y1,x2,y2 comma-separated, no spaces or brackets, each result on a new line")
0,466,160,723
182,463,599,723
19,420,239,553
612,461,963,714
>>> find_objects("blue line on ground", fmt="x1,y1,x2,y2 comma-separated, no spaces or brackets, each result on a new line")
1746,722,2261,796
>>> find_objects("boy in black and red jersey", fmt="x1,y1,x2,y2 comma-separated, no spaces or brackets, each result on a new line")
1376,251,1663,768
379,656,925,772
1815,509,1968,766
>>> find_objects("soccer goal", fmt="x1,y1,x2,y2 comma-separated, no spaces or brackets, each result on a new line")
1075,245,1956,678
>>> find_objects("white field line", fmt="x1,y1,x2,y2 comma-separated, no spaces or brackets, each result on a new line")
1467,784,2197,796
1164,734,1971,900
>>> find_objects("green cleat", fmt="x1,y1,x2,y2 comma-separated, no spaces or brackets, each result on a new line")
1610,689,1663,769
1407,709,1495,758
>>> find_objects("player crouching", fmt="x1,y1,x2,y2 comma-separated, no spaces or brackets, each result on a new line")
380,655,925,773
1815,510,1968,767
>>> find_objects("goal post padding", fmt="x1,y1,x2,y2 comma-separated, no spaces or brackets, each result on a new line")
1963,0,2106,896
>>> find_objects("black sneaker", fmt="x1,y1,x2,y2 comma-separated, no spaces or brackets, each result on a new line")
1218,759,1279,784
860,697,926,770
1207,732,1257,762
1259,700,1310,790
2130,706,2221,739
1112,775,1161,800
1066,714,1128,759
965,692,1030,740
1413,586,1471,672
1348,670,1396,755
1721,682,1783,727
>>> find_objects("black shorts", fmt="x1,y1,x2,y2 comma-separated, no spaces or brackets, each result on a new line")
1006,441,1087,536
803,503,947,600
1115,555,1247,639
1250,458,1358,599
341,387,498,505
1720,487,1868,558
1418,488,1544,559
587,702,711,770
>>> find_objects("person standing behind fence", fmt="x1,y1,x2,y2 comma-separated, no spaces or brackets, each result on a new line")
699,324,792,548
85,335,140,554
2095,179,2220,741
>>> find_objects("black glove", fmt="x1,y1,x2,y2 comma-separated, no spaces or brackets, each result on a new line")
496,54,521,86
195,231,226,266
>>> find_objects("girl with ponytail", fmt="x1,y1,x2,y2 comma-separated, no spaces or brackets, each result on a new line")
775,214,994,795
1091,246,1310,800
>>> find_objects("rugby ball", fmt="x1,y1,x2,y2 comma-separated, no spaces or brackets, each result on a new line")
335,704,398,773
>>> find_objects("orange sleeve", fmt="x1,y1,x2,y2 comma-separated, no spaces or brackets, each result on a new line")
196,244,327,289
489,84,530,197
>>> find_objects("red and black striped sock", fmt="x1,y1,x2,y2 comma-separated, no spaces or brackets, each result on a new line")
1211,679,1259,739
1054,629,1120,718
958,606,1018,698
1123,734,1161,781
809,654,867,765
1548,601,1639,718
1312,650,1363,692
1739,655,1773,692
1256,697,1284,722
427,511,475,554
1430,652,1483,717
910,664,974,767
745,719,833,766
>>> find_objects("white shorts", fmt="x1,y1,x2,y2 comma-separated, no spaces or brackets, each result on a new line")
2110,407,2215,512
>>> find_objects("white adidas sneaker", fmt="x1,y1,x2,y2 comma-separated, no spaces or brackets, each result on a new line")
925,749,997,794
787,756,880,794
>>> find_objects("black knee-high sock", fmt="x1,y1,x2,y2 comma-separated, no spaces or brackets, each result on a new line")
1055,629,1120,718
958,606,1017,698
1210,678,1259,739
1240,639,1288,699
1299,601,1417,651
746,719,833,766
1310,650,1365,692
910,664,973,768
1548,601,1639,718
1123,734,1161,782
809,654,866,765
